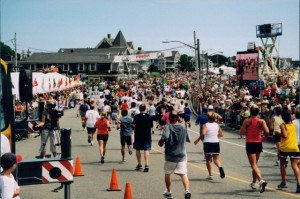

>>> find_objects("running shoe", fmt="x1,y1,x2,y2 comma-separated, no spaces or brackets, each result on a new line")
206,175,213,180
274,160,280,166
90,141,93,146
122,158,126,162
143,165,149,172
101,156,104,164
259,180,267,193
185,192,191,199
219,167,225,178
88,137,91,143
163,191,173,199
296,184,300,193
135,164,143,170
277,182,288,189
128,149,132,155
250,182,257,190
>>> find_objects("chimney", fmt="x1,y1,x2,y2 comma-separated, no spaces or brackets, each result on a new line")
107,34,111,39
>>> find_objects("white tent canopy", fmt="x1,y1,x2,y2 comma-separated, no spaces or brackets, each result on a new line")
11,72,83,99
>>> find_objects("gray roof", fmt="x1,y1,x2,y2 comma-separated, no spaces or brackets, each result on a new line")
112,30,128,47
26,52,115,64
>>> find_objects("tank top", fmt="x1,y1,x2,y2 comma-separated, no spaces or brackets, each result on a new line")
274,115,284,133
203,123,219,143
279,123,299,152
246,117,263,143
96,118,109,135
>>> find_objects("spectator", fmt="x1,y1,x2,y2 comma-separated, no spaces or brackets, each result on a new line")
0,153,21,199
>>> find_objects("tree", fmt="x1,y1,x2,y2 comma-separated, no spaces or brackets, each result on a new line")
179,54,194,71
208,54,228,67
148,64,159,73
0,42,16,61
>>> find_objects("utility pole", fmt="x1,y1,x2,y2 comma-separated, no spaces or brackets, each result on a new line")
193,32,201,93
14,33,18,70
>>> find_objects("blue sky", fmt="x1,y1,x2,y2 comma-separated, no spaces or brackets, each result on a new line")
1,0,299,60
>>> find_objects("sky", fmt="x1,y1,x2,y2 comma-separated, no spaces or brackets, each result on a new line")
1,0,299,60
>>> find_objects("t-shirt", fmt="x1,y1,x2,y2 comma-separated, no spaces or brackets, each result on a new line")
95,118,109,135
0,174,20,199
128,108,140,119
161,124,190,162
119,116,133,137
195,114,208,134
85,110,100,128
79,103,90,116
133,113,153,142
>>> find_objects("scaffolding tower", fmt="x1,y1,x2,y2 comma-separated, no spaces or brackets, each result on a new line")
256,23,282,84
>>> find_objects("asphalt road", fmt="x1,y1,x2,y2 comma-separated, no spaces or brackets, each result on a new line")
16,107,300,199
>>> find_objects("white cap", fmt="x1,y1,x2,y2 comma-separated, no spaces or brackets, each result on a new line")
208,105,214,110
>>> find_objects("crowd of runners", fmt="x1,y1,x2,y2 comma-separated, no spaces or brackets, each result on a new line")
11,70,300,198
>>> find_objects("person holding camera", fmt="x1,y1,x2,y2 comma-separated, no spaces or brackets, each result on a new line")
36,100,62,158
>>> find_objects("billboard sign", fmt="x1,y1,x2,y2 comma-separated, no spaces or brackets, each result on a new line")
236,51,259,81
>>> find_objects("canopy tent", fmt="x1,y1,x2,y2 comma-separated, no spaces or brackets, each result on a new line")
11,72,84,99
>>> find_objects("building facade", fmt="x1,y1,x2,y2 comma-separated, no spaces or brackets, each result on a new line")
9,30,180,81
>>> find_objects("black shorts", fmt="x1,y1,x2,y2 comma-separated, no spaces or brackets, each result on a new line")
87,127,96,134
246,142,263,154
203,142,220,154
273,134,281,143
97,134,109,141
120,136,132,146
279,151,300,159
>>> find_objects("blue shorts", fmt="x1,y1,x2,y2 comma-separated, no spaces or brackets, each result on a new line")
133,141,152,151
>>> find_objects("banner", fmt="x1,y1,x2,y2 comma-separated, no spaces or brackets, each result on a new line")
113,50,172,63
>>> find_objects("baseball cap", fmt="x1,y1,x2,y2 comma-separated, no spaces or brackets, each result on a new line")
208,105,214,110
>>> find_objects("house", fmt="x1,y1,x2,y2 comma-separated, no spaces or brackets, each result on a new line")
8,30,180,81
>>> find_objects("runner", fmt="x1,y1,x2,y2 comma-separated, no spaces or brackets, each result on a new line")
79,99,90,130
117,109,133,162
94,112,111,163
85,107,100,146
194,112,225,180
240,105,269,193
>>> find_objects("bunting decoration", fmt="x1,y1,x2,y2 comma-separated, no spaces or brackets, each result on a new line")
33,78,38,87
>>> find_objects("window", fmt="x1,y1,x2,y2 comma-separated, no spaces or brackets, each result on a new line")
30,64,36,71
89,64,96,71
78,64,85,71
62,64,69,71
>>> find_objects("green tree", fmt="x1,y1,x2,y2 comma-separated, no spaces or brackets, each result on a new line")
0,42,16,61
208,54,228,67
148,64,159,73
179,54,194,71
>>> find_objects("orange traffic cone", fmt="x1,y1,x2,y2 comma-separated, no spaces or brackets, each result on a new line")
124,182,133,199
73,156,84,176
107,168,121,191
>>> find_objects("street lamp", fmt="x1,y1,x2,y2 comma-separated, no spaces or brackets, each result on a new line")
162,38,201,92
205,51,223,85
